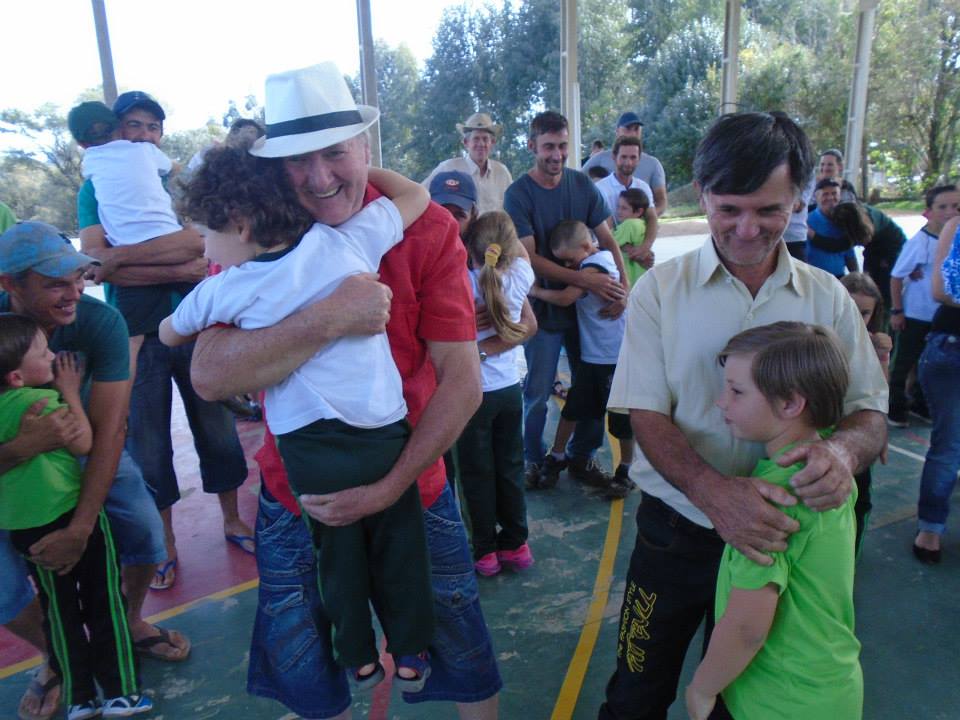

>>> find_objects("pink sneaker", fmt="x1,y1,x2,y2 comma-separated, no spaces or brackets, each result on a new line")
497,543,534,571
474,552,502,576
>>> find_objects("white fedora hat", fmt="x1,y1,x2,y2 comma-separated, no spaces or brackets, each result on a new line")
250,62,379,158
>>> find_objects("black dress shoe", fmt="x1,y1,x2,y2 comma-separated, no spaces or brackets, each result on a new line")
912,543,942,564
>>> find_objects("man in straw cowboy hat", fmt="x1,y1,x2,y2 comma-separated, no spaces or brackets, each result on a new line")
423,112,513,214
188,62,502,719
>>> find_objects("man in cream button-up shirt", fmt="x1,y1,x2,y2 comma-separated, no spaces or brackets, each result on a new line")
598,112,888,720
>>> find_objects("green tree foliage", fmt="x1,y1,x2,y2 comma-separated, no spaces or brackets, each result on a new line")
374,41,423,179
869,0,960,191
0,105,83,233
161,125,224,165
2,0,954,207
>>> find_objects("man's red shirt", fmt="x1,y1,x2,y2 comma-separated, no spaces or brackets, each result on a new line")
257,184,476,514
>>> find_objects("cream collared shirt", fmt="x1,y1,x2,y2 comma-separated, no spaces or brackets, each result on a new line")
608,239,889,527
423,155,513,214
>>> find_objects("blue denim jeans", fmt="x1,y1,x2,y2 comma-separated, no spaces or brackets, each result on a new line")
522,326,604,465
0,449,165,625
247,483,501,717
126,335,248,511
917,333,960,534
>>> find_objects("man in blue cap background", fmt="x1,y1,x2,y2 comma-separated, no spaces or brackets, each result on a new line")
429,170,480,239
582,112,668,217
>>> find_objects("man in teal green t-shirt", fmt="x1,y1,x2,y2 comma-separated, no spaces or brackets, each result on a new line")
78,91,252,583
0,221,191,718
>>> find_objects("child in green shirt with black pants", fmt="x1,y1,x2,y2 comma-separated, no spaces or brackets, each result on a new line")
0,313,151,719
686,322,862,720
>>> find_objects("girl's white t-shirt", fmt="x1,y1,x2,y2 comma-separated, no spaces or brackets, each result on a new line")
470,257,534,392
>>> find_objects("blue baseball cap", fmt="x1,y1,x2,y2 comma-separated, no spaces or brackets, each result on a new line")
617,111,643,128
429,171,477,211
113,90,166,121
0,222,99,278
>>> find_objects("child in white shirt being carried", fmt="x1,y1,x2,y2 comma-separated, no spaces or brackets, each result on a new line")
158,145,434,692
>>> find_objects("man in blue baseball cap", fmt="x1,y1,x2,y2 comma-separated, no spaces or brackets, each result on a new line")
429,170,479,239
0,221,191,719
582,111,668,216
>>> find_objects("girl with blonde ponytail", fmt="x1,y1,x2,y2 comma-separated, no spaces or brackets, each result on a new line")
458,211,538,577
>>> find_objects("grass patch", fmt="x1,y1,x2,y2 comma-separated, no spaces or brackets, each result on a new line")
873,199,925,212
662,203,703,219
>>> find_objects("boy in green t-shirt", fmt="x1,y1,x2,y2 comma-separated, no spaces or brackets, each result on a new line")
0,313,152,719
686,321,862,720
612,188,653,286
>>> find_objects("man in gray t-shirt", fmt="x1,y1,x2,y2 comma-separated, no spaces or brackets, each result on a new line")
582,112,667,216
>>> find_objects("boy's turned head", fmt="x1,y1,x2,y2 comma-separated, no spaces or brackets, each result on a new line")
716,322,849,444
549,219,593,267
587,166,610,182
180,144,313,253
0,312,51,389
617,188,650,223
67,101,118,147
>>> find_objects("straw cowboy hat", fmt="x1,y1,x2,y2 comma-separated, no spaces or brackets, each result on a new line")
250,62,379,158
456,112,502,139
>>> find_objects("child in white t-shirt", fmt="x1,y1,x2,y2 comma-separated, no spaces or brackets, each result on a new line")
158,145,434,691
528,220,634,498
68,100,186,370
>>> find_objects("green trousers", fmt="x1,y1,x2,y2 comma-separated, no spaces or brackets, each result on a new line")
277,417,435,667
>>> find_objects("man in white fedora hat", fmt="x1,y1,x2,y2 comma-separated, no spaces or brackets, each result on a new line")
422,111,513,214
190,62,502,719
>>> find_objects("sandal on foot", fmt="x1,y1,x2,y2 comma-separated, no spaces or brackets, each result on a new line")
149,558,176,591
394,651,431,693
225,534,255,554
349,662,385,690
134,626,191,662
18,668,61,720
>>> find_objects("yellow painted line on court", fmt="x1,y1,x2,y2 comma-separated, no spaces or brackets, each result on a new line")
550,498,623,719
550,411,627,719
0,579,260,680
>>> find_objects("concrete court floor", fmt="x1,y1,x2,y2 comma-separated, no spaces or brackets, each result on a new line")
1,404,957,719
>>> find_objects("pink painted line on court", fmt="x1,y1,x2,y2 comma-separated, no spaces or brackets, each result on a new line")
904,430,930,447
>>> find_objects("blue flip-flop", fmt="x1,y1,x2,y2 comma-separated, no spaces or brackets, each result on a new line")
225,534,256,554
149,559,176,591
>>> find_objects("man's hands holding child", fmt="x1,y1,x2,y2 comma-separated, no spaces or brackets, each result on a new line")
325,273,393,337
705,474,797,566
777,438,854,511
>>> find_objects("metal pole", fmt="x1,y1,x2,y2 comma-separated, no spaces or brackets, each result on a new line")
560,0,581,168
356,0,382,168
719,0,741,114
90,0,118,106
843,0,879,196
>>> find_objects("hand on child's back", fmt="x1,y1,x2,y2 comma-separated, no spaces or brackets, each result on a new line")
52,352,85,397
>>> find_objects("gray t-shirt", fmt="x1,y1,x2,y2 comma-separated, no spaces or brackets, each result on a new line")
582,150,666,191
577,249,625,364
504,168,609,331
